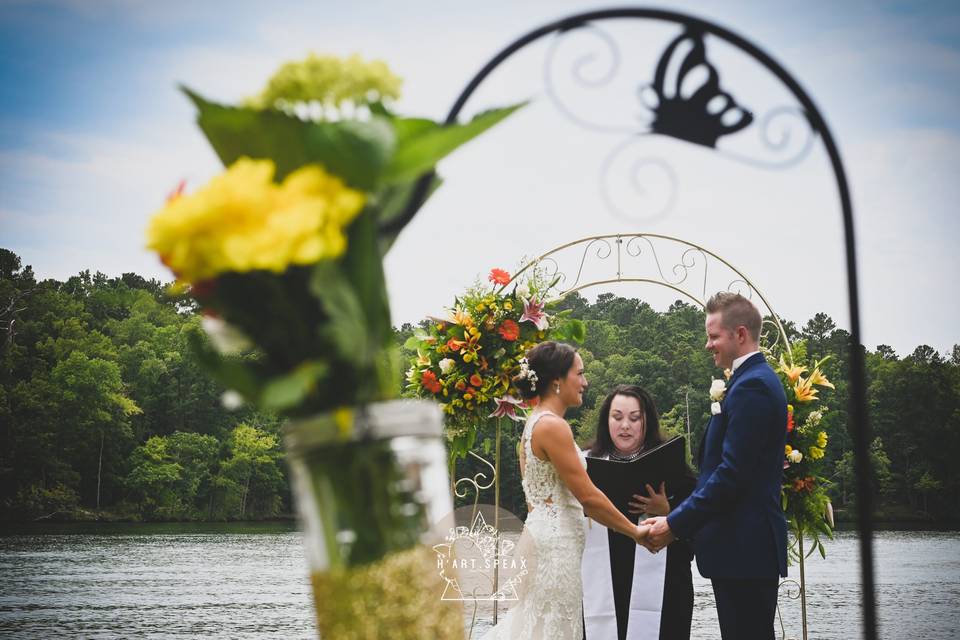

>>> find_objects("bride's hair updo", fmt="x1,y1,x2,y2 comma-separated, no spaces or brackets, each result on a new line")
513,341,577,400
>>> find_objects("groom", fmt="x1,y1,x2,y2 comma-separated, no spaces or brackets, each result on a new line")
644,292,787,640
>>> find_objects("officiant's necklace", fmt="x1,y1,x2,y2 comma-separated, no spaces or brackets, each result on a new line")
608,447,644,462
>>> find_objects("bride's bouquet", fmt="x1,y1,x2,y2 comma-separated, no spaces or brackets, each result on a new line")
147,53,522,639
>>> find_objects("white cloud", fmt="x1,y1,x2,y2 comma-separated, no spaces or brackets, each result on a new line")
2,0,957,358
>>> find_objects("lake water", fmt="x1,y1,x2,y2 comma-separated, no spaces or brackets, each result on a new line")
1,523,957,639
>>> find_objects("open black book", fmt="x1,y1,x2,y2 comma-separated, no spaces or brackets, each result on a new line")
585,436,687,516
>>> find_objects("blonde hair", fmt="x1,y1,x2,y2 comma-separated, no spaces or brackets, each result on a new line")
705,292,761,342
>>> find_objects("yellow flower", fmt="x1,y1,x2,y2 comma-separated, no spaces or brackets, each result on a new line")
447,306,472,327
809,446,825,460
147,158,364,283
817,431,828,448
793,376,819,403
333,407,354,438
416,350,430,368
503,300,513,311
785,445,793,455
778,354,807,384
809,367,835,389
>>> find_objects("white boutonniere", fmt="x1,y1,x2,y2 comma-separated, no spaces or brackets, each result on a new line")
709,378,727,415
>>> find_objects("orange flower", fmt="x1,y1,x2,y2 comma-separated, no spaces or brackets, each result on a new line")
470,373,483,387
809,367,835,390
786,406,795,433
498,319,520,342
447,338,466,352
488,268,511,285
793,376,819,403
421,370,441,394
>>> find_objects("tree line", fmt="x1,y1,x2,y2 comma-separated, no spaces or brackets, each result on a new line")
2,249,958,523
0,250,286,521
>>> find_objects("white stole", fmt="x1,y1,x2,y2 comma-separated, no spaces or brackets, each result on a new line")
581,517,666,640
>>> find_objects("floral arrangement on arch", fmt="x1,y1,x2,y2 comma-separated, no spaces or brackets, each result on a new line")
773,340,836,561
404,267,585,458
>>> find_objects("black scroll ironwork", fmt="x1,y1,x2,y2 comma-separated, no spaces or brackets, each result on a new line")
387,8,876,640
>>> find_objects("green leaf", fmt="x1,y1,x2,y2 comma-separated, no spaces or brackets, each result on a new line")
182,87,395,189
383,103,526,183
552,318,586,344
309,263,369,361
340,209,392,361
392,116,439,144
818,541,826,559
403,335,422,351
261,361,328,412
187,330,260,399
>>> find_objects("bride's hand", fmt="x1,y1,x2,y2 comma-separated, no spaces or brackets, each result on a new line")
633,523,650,545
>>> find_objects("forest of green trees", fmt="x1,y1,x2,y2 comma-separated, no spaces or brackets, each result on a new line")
2,248,958,524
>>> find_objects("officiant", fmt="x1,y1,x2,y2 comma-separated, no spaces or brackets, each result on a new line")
582,385,696,640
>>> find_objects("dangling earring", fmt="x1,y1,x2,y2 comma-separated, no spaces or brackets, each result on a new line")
554,383,561,395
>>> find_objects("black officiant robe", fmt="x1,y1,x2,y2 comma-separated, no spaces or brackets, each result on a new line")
583,464,696,640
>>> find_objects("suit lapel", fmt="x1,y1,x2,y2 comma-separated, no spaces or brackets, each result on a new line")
697,353,766,467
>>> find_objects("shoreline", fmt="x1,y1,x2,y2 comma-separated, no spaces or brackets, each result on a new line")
3,517,959,534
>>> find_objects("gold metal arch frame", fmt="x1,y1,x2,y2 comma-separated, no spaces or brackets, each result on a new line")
510,232,792,354
459,232,801,638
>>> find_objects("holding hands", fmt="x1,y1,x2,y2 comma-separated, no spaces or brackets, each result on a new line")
640,516,676,553
633,523,652,545
628,481,669,517
626,481,675,552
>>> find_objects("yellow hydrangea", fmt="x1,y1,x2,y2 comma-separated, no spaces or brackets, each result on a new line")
147,157,365,283
817,431,828,448
809,446,825,460
246,53,402,111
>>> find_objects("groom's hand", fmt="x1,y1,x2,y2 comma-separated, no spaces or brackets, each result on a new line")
641,516,676,552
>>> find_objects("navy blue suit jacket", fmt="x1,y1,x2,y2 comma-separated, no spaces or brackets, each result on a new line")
667,352,788,579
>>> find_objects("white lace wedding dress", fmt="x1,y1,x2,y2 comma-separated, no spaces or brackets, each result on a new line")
481,409,587,640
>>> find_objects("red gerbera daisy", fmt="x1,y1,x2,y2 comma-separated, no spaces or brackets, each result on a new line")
498,319,520,341
488,268,511,285
421,370,441,394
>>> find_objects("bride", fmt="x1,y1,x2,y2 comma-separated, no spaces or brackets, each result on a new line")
482,341,649,640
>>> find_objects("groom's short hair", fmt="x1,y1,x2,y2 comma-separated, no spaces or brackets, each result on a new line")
706,292,762,342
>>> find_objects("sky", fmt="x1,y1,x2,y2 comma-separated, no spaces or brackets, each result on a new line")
1,0,958,357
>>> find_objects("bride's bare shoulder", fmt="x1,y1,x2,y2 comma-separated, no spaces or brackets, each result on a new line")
531,414,572,440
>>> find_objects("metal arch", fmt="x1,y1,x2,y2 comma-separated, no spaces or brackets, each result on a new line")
509,233,793,355
388,8,875,639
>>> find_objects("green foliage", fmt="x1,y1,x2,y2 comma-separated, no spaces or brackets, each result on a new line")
0,251,287,522
174,82,522,419
2,252,958,525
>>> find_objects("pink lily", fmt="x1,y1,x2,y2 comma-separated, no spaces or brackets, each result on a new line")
520,298,549,331
489,395,526,422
